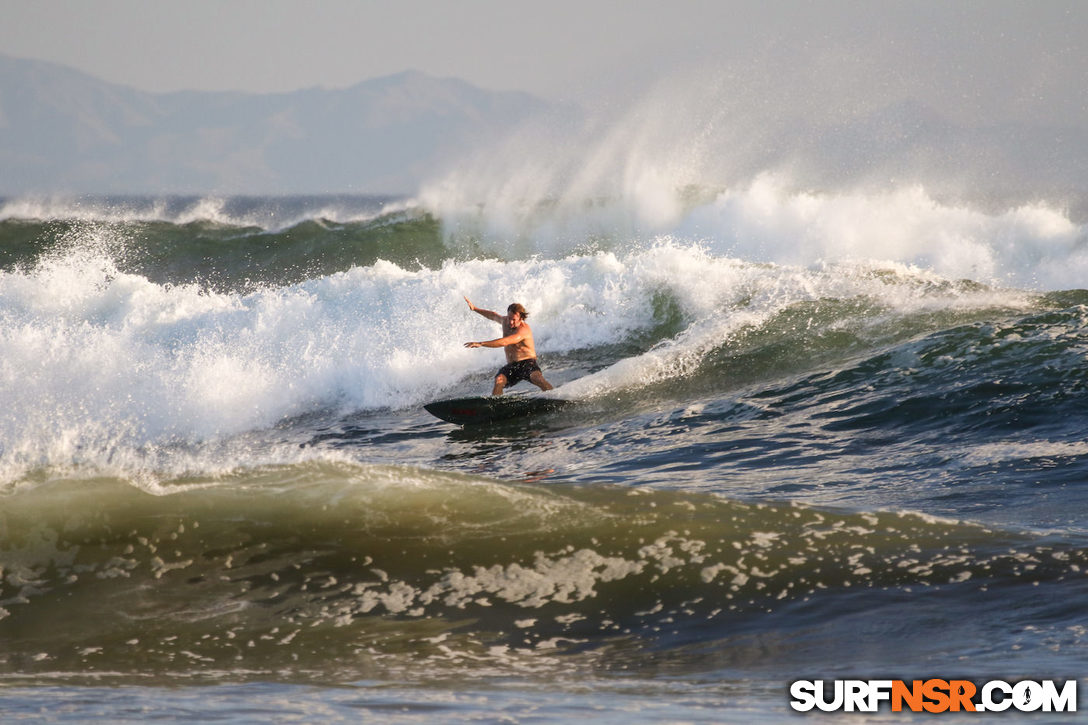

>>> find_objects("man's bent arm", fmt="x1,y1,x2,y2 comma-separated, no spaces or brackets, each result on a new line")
465,329,527,349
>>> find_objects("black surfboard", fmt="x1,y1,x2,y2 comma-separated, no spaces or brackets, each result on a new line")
424,395,571,426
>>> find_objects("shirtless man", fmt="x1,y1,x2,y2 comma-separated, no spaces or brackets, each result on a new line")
463,296,554,396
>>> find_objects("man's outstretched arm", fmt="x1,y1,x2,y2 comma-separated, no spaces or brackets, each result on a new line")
465,296,504,323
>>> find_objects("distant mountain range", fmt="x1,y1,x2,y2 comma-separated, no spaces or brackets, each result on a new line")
0,54,554,195
2,53,1086,207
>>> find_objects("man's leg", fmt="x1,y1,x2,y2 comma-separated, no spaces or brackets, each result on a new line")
529,370,553,391
492,374,507,396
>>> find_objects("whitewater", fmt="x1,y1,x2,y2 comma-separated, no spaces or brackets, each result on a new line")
1,180,1081,477
2,173,1088,721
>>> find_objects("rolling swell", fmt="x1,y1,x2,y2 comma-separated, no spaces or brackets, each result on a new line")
2,465,1086,683
0,209,448,292
544,296,1088,532
691,294,1088,435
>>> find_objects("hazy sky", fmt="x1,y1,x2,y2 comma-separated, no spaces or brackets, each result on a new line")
3,0,1087,126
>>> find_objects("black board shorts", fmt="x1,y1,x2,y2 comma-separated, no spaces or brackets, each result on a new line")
496,358,542,387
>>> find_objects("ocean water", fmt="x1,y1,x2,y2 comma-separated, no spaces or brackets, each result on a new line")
1,184,1087,722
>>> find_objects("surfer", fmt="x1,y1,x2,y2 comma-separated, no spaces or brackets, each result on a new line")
463,296,554,395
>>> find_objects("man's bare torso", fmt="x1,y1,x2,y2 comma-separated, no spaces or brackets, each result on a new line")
503,318,537,363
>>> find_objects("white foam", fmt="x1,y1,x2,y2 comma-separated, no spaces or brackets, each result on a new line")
423,171,1086,291
953,440,1088,469
677,176,1087,289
